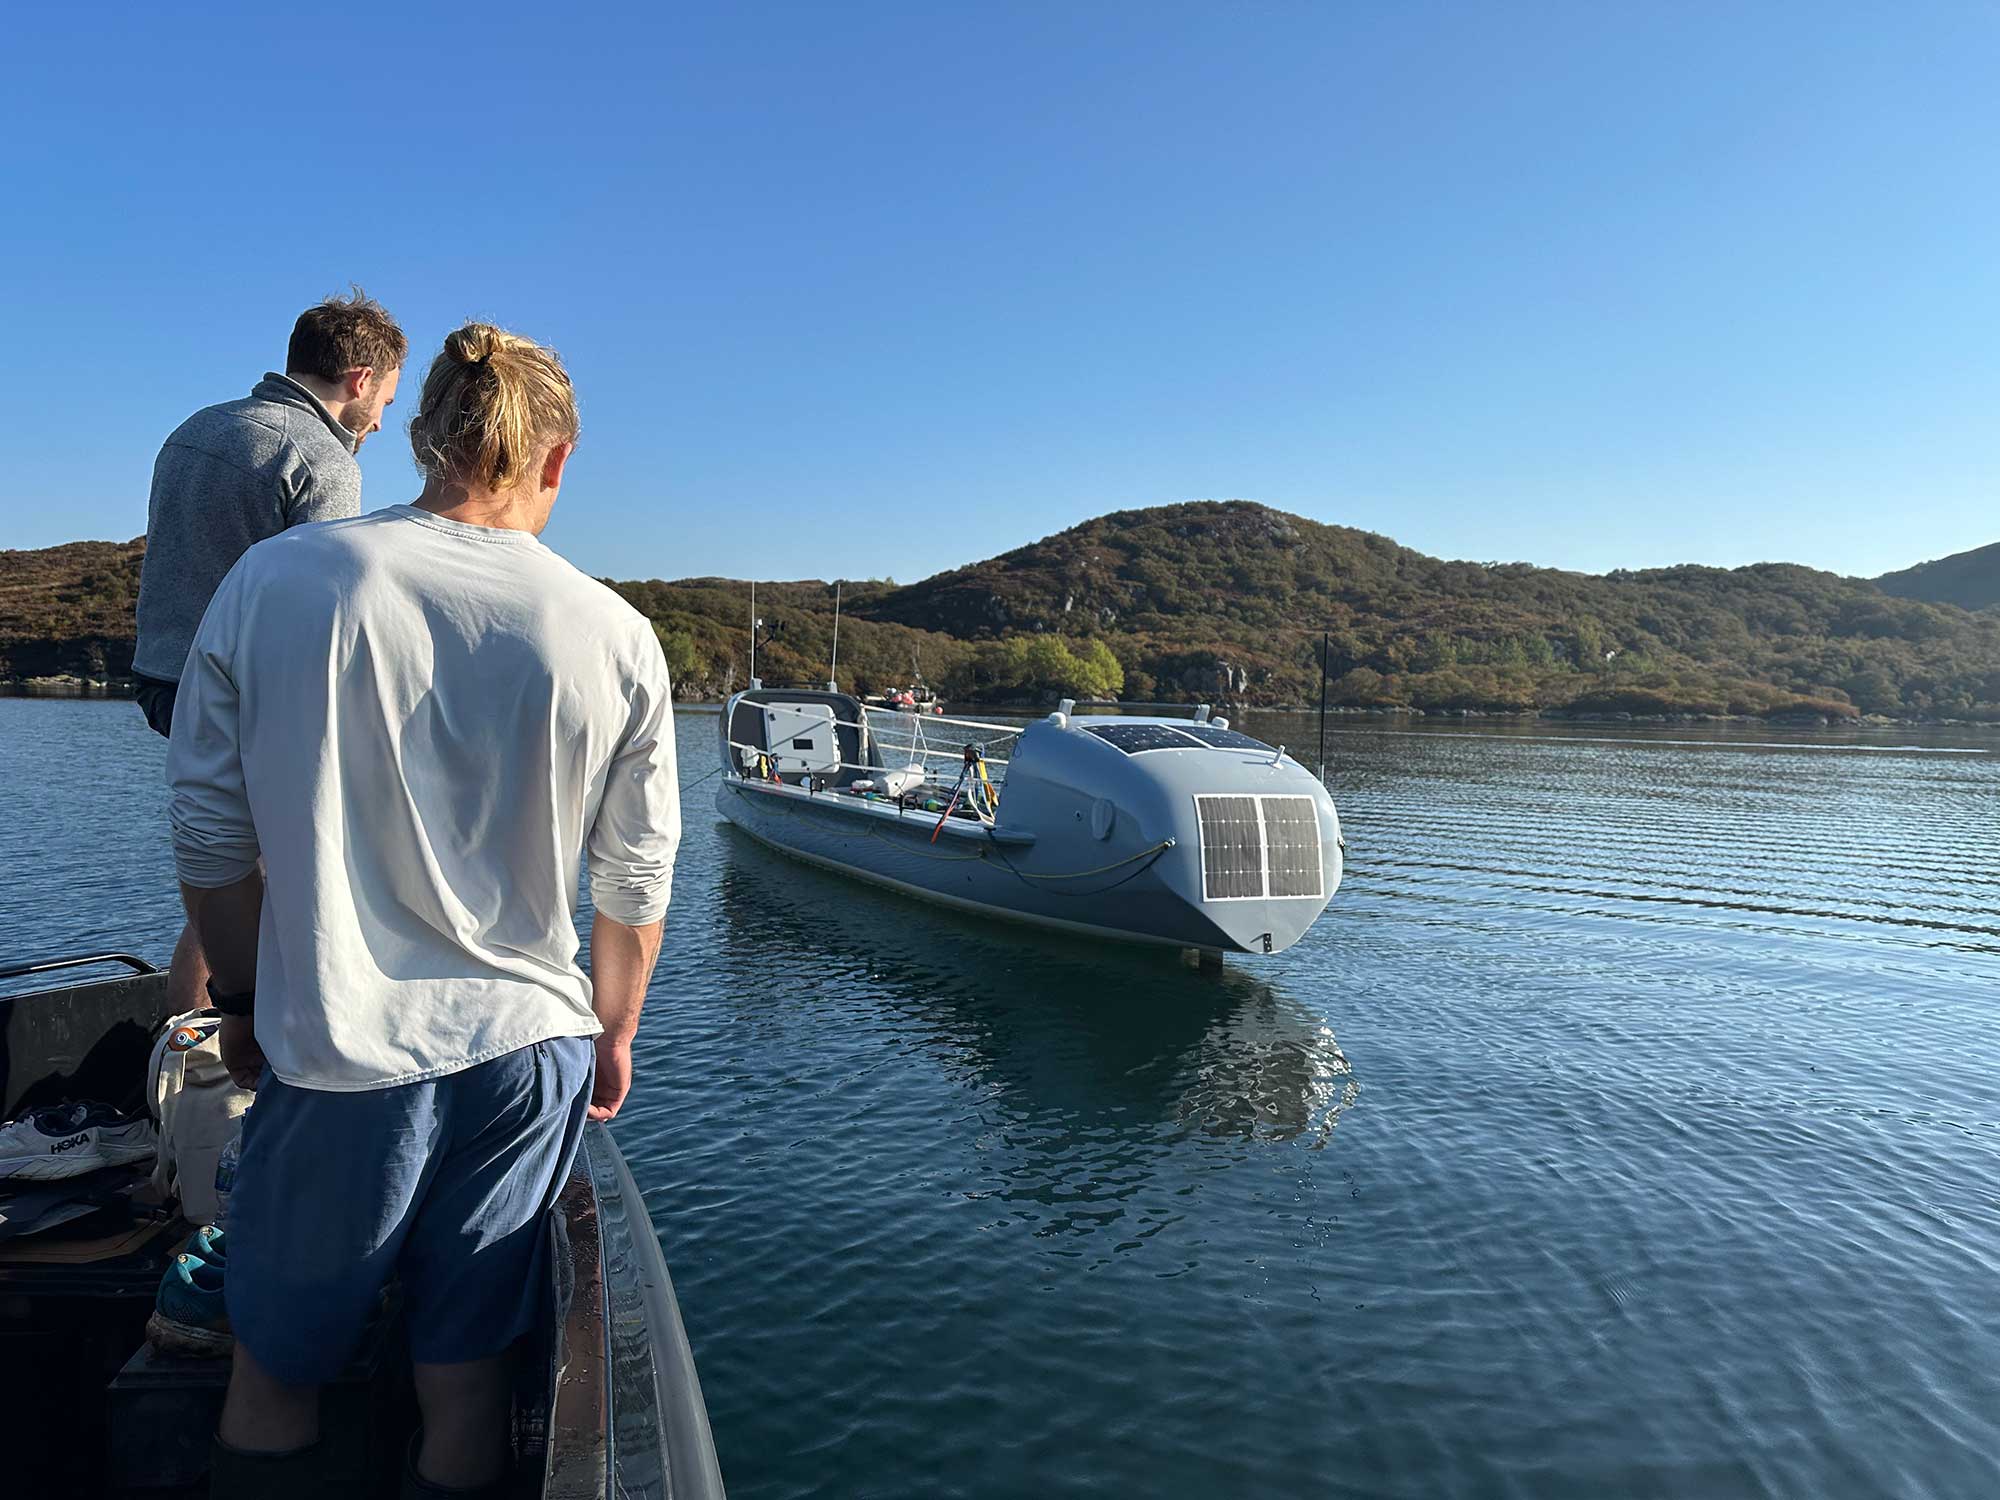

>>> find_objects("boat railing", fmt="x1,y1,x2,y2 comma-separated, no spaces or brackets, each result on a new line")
726,705,1021,828
859,706,1026,738
0,952,160,982
860,706,1023,775
724,739,1007,826
726,740,1011,773
730,703,1028,778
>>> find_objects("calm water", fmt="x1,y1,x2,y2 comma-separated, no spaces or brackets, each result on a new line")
5,699,2000,1498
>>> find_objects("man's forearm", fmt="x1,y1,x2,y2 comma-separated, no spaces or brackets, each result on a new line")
589,912,663,1043
180,872,265,993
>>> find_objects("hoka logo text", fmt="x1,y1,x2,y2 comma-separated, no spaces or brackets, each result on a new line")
52,1133,89,1154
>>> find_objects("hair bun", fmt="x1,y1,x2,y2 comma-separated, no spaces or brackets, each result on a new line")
448,323,513,367
409,321,579,492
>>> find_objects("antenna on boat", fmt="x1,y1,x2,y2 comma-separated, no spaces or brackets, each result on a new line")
749,580,762,690
1316,629,1330,784
827,580,842,692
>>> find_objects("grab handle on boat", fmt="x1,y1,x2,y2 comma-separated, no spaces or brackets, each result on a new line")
0,952,160,982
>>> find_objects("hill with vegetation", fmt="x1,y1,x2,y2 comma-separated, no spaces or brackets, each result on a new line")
1874,541,2000,613
834,502,2000,720
0,538,143,682
7,503,1999,722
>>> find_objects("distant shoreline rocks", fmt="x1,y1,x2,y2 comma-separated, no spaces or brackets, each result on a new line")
0,677,1985,730
4,674,135,698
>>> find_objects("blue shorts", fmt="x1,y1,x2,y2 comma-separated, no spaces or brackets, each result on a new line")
226,1035,593,1385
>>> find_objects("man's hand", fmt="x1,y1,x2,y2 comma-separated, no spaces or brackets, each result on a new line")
182,872,265,1089
585,912,662,1123
589,1035,632,1121
219,1014,266,1090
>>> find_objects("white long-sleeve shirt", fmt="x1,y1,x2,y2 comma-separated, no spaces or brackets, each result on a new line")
167,504,681,1091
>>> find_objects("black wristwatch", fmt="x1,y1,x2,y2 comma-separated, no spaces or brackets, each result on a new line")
206,978,256,1017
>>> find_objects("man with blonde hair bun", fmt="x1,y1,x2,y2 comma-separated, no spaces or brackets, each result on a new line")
168,323,681,1498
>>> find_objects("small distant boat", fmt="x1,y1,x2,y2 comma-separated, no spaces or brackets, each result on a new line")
714,687,1343,957
863,687,944,715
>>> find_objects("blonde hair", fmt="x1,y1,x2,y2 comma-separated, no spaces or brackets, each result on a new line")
408,323,579,492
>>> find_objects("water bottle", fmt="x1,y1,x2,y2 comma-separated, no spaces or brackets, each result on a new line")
212,1116,245,1228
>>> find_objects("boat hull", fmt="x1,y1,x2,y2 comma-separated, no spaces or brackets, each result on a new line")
715,691,1343,956
717,783,1209,949
714,773,1337,954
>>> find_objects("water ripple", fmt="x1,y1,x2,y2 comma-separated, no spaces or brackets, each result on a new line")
7,702,2000,1498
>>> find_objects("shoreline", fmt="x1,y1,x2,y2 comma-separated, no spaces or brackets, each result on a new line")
7,676,1996,731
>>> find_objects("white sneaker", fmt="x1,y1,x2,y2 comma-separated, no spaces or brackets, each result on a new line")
0,1101,158,1181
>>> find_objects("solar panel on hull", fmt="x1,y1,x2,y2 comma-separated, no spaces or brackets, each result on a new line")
1259,796,1323,898
1195,793,1325,902
1196,795,1264,900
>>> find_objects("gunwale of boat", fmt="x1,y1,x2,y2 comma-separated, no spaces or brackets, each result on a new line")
718,773,1038,845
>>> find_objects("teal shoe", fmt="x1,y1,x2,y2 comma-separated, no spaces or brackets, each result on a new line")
145,1251,232,1358
181,1224,227,1266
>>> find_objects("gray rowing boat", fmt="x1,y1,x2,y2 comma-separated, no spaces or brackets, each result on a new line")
715,687,1343,957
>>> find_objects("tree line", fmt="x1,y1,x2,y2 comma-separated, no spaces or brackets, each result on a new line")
6,502,1996,722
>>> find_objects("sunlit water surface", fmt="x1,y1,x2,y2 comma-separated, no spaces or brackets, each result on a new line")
5,700,1999,1498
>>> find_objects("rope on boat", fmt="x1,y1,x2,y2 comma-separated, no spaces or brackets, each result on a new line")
986,839,1176,898
929,760,969,843
930,744,1001,840
1003,839,1175,881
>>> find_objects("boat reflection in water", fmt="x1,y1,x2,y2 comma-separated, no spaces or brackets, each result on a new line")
712,828,1359,1151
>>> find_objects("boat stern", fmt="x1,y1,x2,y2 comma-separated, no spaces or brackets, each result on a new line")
1000,716,1343,956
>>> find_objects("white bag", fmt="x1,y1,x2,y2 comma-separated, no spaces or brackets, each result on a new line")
146,1010,255,1225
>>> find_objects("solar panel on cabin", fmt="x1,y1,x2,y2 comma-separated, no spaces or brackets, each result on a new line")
1196,795,1264,900
1259,796,1323,898
1175,724,1274,752
1084,723,1206,753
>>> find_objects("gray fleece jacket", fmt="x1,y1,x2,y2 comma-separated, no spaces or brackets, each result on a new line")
133,373,363,680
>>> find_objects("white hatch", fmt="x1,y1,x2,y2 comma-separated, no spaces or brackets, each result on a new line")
761,701,842,776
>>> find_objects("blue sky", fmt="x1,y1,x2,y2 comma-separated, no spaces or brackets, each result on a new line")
2,2,1995,585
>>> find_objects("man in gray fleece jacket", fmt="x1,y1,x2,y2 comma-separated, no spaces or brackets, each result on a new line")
134,290,405,1009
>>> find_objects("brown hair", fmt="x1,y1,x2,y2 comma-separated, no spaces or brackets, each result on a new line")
285,288,407,380
407,323,580,492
